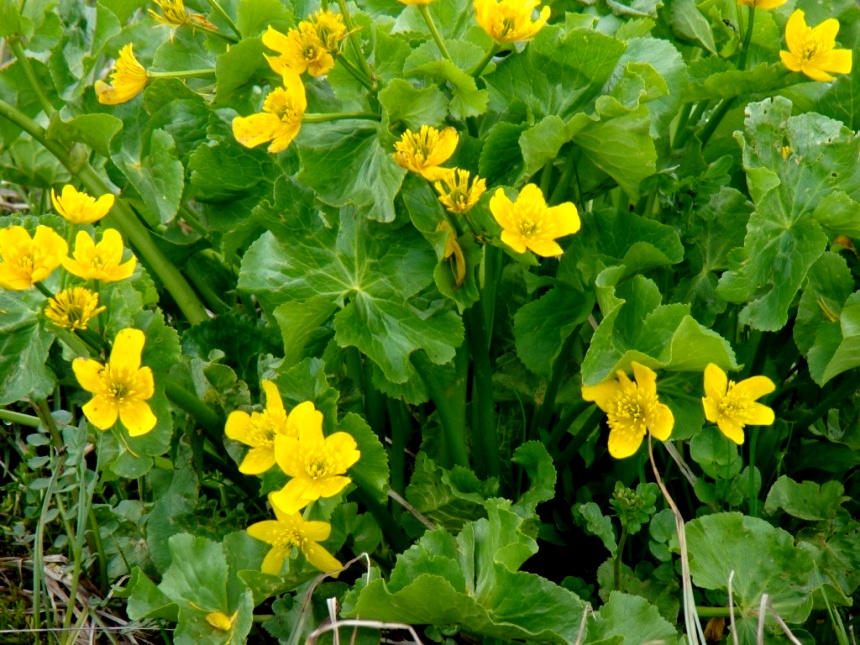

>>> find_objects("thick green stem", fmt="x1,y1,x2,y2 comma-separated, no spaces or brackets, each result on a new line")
148,69,217,79
412,351,469,468
88,508,108,595
0,99,209,325
738,5,755,72
418,4,452,62
673,100,709,150
546,401,591,454
364,357,387,441
696,606,732,618
336,56,376,92
468,302,499,479
470,44,501,77
556,407,603,468
8,39,54,116
614,526,628,592
532,328,578,437
698,98,736,150
204,0,243,39
304,112,381,123
335,0,378,91
549,150,577,206
386,398,411,498
0,408,42,427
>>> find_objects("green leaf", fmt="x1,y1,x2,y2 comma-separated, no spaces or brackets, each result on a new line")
519,115,569,180
126,567,179,622
46,112,122,157
273,297,338,369
478,122,528,186
578,502,617,554
717,97,860,331
298,121,406,223
111,128,184,225
689,427,742,480
404,56,488,119
240,208,463,385
514,287,594,377
683,59,792,103
0,289,55,406
685,512,817,624
665,0,716,54
213,37,270,109
339,412,389,504
236,0,294,37
160,534,230,611
812,191,860,238
586,592,678,645
510,441,556,519
764,476,847,522
379,78,448,129
0,0,23,38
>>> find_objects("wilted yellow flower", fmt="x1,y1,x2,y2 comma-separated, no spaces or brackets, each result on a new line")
272,414,360,514
737,0,785,7
702,364,775,445
433,168,486,214
393,126,458,181
398,0,435,5
95,44,148,105
205,611,238,631
582,362,674,459
51,185,114,225
233,69,307,154
309,9,348,51
490,184,579,257
780,10,852,82
263,24,334,77
45,287,106,330
63,229,137,283
474,0,550,44
73,328,156,436
149,0,216,29
226,383,323,475
0,225,67,291
437,220,467,288
247,494,342,575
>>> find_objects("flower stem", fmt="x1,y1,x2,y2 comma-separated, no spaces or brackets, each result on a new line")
418,5,452,62
336,56,376,92
303,112,381,122
204,0,242,39
532,327,578,437
148,69,217,79
0,408,42,427
698,98,735,150
0,99,210,325
469,300,500,479
412,350,469,468
738,5,755,72
8,39,54,116
614,526,628,591
470,44,501,77
386,398,411,498
335,0,378,91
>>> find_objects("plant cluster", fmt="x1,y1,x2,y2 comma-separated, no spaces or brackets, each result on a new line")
1,0,860,642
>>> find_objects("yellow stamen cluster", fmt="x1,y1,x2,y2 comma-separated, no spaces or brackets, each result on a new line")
45,287,106,330
473,0,550,44
393,126,459,181
233,68,307,154
262,10,347,77
0,225,67,291
149,0,217,30
433,168,487,214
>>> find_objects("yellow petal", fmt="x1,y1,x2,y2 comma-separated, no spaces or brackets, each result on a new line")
33,225,68,259
417,166,451,181
326,432,360,469
274,435,301,475
826,49,853,75
702,396,720,424
428,127,458,167
313,475,351,498
268,121,302,154
261,380,285,413
607,423,644,459
262,25,291,54
526,237,563,257
247,519,282,544
631,362,658,399
801,63,835,83
544,202,580,238
110,328,145,373
812,18,840,50
302,541,342,574
518,183,547,209
490,188,516,230
286,401,320,437
225,410,252,443
260,546,288,574
648,403,674,441
281,67,307,114
703,363,727,401
784,10,807,55
301,520,332,542
272,479,314,514
233,113,285,150
120,399,157,436
744,402,775,426
581,380,621,412
83,395,119,430
732,375,775,401
134,366,155,399
73,358,104,393
500,229,528,254
717,417,745,445
297,411,325,447
239,446,277,474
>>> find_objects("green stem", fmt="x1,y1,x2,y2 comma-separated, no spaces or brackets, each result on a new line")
0,408,42,427
148,69,216,79
468,301,499,479
548,150,577,206
738,5,755,72
539,160,553,196
418,4,452,62
352,483,409,552
673,100,709,150
88,508,108,595
546,401,591,454
187,20,239,43
672,102,693,148
696,606,732,618
204,0,243,39
614,526,628,592
336,56,376,92
470,44,501,77
0,99,209,325
555,407,603,468
364,357,387,441
33,399,64,451
303,112,381,123
8,39,54,116
386,398,411,498
50,325,97,357
34,282,55,299
335,0,377,91
790,376,858,430
748,425,759,518
532,327,578,438
183,259,228,314
412,351,469,468
698,98,736,150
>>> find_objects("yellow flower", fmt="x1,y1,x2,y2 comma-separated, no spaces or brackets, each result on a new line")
582,362,674,459
702,364,775,445
233,69,307,154
51,185,115,225
433,168,487,214
95,44,148,105
398,0,435,5
226,383,323,475
0,225,67,291
393,126,459,181
247,494,342,575
309,9,348,52
45,287,106,330
263,24,334,77
490,183,579,257
149,0,216,29
473,0,550,44
271,414,360,514
63,229,137,283
205,611,238,631
737,0,785,8
780,10,852,82
437,220,467,288
73,328,157,436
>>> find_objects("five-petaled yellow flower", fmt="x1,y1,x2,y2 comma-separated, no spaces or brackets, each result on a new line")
95,44,148,105
247,494,342,575
490,183,579,257
63,229,137,283
233,69,307,154
309,9,348,51
73,328,157,436
264,24,334,77
474,0,550,44
0,225,67,291
780,10,852,82
434,168,487,214
226,382,323,475
45,287,106,330
271,414,361,514
149,0,216,29
51,185,115,225
393,126,459,181
702,364,775,445
582,362,674,459
737,0,785,8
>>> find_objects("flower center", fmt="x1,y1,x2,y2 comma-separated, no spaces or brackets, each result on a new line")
305,452,333,480
718,382,749,419
274,528,304,550
607,387,656,436
247,409,288,447
801,37,821,61
103,367,138,402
